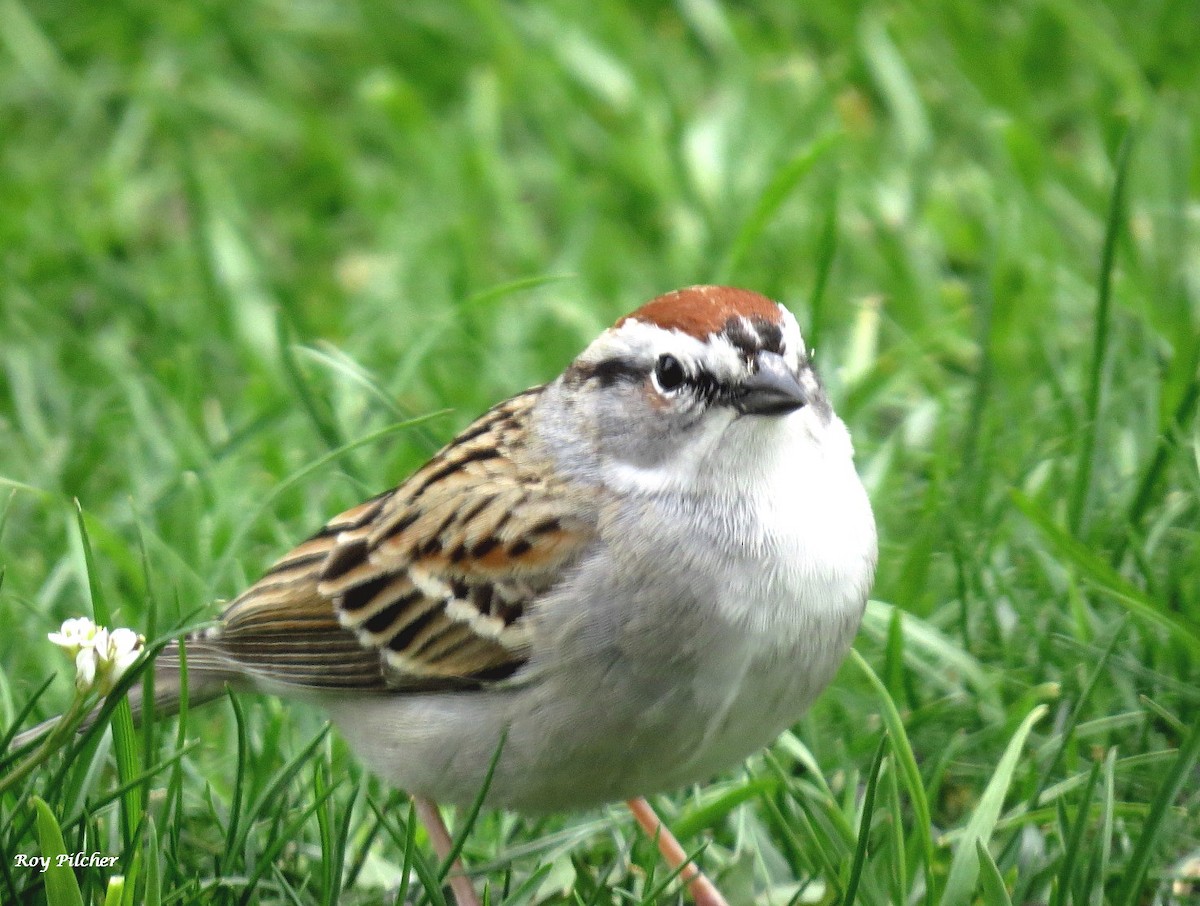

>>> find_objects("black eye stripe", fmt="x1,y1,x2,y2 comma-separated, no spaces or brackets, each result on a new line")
566,354,724,403
565,358,644,387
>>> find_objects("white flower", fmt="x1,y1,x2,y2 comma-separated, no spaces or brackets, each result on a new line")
105,628,143,685
75,648,97,693
49,617,145,696
48,617,101,657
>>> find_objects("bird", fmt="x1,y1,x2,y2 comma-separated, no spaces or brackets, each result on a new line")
19,286,877,905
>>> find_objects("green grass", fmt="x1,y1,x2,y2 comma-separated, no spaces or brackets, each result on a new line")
1,0,1198,903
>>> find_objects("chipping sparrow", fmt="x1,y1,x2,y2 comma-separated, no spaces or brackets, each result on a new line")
23,286,877,904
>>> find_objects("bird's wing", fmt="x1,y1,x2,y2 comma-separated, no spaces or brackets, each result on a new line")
210,388,599,691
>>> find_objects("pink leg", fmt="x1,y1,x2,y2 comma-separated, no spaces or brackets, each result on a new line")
626,797,730,906
412,795,482,906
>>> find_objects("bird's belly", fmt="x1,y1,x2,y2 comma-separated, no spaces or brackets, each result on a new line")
599,608,856,797
324,626,844,814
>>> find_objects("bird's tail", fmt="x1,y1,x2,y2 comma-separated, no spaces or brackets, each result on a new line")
9,639,241,752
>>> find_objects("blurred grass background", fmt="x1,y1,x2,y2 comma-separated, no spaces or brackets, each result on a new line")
1,0,1197,903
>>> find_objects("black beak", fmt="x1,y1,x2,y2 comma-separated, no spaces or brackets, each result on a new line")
734,352,808,415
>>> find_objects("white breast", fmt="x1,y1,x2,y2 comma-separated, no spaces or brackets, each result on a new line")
577,405,876,790
684,406,876,637
681,410,876,774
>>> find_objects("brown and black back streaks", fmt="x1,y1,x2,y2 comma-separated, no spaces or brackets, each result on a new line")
212,387,599,692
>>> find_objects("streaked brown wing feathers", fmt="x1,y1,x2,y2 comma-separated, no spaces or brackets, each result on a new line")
210,389,598,691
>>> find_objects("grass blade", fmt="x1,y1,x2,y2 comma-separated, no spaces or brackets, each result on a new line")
844,732,888,906
73,502,139,850
1014,492,1200,653
221,693,250,872
850,649,936,903
672,776,778,840
717,133,839,281
938,704,1048,906
143,815,162,906
1067,129,1133,534
235,782,340,906
438,730,506,885
395,797,419,906
370,796,446,906
806,179,839,353
1113,715,1200,906
1026,618,1126,814
1081,749,1116,906
1050,758,1102,906
31,796,85,906
315,751,357,906
975,840,1013,906
277,310,350,463
231,722,332,863
885,751,908,902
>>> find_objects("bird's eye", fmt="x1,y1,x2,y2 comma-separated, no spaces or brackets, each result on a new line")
653,355,687,393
